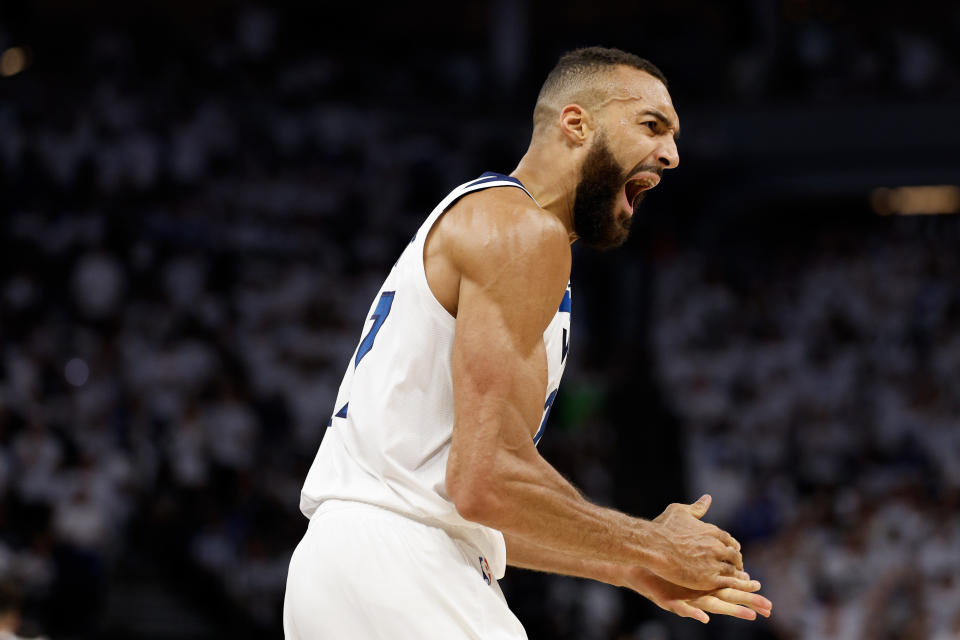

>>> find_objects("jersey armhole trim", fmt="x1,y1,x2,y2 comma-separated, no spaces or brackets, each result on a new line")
415,207,458,328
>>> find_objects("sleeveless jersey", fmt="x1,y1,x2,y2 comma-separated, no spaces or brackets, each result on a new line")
299,172,573,580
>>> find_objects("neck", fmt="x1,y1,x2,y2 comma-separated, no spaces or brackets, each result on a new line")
510,145,579,244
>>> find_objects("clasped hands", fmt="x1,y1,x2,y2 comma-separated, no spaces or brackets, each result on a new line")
620,494,772,624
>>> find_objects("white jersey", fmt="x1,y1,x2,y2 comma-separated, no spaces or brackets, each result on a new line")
300,172,572,580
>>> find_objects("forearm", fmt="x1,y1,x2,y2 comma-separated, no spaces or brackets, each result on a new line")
454,442,670,575
504,531,625,586
449,402,751,594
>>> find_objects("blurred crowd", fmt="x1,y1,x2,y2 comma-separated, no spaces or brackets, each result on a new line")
653,225,960,640
1,2,959,638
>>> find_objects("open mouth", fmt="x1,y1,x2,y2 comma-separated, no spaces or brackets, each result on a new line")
624,172,661,209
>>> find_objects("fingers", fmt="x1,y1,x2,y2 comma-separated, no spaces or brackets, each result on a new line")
713,527,742,553
669,600,710,624
714,576,762,593
690,595,757,621
697,518,744,571
705,538,743,575
704,523,743,563
719,542,744,571
688,494,712,520
709,588,773,618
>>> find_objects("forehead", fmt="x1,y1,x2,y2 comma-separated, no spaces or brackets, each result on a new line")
599,65,678,122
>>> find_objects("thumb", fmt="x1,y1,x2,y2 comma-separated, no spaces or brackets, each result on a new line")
689,494,712,519
672,602,710,624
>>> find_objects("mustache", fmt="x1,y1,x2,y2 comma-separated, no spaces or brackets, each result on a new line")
623,162,663,181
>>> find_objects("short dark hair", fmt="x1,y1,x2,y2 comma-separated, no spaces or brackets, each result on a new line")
533,46,668,130
539,46,668,100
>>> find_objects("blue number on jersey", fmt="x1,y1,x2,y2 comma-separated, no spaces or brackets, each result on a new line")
355,291,396,367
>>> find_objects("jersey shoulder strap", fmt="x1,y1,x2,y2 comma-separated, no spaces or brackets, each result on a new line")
455,172,540,207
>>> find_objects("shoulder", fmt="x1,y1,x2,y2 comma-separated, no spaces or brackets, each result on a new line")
441,186,571,277
436,186,571,330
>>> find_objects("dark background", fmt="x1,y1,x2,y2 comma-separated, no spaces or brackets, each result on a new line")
1,1,959,638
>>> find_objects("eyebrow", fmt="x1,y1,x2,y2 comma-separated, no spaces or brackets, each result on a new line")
640,108,680,141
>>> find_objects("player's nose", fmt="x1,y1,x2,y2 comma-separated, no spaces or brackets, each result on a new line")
656,137,679,170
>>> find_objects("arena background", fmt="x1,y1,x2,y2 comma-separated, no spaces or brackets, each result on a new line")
1,1,959,638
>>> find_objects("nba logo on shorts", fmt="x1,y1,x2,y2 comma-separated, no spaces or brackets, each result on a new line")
478,556,492,585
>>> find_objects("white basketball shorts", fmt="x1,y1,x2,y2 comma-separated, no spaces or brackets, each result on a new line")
282,499,528,639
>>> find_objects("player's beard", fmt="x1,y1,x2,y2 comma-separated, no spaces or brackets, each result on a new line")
572,132,642,250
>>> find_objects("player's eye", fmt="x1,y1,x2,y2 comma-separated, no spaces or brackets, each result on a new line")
643,121,658,132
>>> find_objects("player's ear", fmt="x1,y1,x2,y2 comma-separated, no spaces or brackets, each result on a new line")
558,104,591,146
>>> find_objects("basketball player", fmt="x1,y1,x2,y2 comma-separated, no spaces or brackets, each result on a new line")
284,47,772,638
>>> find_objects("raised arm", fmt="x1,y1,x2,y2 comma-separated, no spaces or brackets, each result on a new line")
440,193,746,592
